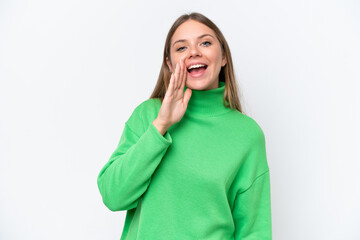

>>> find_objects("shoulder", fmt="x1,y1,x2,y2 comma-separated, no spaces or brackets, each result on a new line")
229,111,266,143
241,113,265,137
138,98,162,113
125,98,162,133
131,98,161,121
128,98,160,116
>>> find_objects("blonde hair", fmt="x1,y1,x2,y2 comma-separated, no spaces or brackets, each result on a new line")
149,12,244,113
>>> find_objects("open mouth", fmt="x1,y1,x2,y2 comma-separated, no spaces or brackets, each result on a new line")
187,64,208,73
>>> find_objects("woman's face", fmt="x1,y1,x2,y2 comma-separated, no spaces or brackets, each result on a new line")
166,20,227,91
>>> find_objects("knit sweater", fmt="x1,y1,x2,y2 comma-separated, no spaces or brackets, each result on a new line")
97,81,272,240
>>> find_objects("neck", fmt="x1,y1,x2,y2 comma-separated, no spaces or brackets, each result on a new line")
183,81,232,117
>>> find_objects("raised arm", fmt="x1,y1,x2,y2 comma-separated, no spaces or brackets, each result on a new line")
97,58,191,212
97,118,173,211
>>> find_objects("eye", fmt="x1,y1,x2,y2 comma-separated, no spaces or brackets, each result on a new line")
201,41,211,46
176,46,186,52
175,41,211,52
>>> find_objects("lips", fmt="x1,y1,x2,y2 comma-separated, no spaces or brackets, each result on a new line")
186,63,208,73
187,65,207,78
187,66,207,73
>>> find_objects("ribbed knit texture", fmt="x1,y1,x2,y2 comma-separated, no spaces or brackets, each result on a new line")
97,81,272,240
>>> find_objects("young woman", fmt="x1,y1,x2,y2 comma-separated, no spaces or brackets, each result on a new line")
97,12,272,240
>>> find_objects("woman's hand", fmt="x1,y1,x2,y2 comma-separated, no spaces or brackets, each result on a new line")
153,58,192,135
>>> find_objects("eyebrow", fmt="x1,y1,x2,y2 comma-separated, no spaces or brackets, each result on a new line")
172,34,215,47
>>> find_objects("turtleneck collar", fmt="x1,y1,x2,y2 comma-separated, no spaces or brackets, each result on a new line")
183,81,232,117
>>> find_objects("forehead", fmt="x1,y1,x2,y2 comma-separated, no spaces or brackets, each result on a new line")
171,20,216,43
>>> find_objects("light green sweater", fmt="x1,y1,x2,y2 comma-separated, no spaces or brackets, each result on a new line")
97,81,272,239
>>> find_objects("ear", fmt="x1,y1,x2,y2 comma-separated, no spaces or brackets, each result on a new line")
166,57,173,72
221,52,227,67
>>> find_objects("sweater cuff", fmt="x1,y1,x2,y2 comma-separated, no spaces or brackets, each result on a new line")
149,121,172,144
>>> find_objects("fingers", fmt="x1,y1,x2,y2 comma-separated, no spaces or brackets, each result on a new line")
180,59,187,90
167,63,179,96
178,59,184,90
176,58,186,90
168,73,174,94
168,59,187,97
175,62,180,90
179,59,187,90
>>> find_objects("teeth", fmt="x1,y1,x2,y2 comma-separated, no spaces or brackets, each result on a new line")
188,64,206,70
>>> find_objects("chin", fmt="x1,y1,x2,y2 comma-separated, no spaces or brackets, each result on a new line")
186,80,204,89
187,82,211,91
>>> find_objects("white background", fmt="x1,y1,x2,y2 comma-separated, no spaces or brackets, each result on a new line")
1,0,359,239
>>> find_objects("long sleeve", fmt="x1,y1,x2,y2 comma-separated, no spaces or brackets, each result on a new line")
97,105,172,212
232,170,272,239
231,119,272,240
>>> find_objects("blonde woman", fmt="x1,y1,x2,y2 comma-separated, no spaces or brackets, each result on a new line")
97,12,272,240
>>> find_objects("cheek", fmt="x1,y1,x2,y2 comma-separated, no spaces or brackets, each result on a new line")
170,55,181,66
208,49,223,63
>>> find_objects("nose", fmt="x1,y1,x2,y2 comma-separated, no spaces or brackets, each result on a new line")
187,44,202,58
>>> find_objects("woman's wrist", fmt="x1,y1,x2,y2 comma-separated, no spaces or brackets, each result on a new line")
152,118,169,136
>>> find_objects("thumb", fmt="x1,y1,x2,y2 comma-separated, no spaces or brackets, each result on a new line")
183,88,192,106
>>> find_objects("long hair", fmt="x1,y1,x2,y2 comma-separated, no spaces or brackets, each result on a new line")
149,12,244,113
